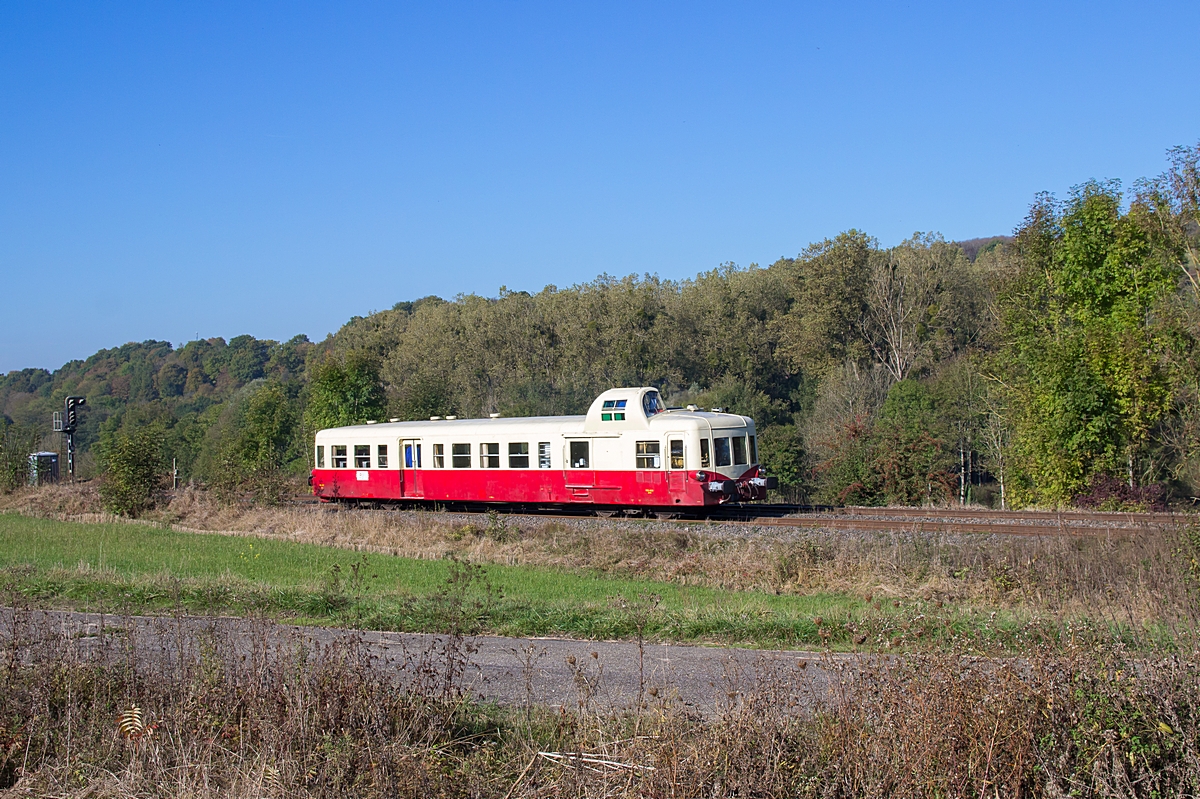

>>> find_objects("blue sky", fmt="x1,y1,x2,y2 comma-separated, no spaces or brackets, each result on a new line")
2,1,1198,374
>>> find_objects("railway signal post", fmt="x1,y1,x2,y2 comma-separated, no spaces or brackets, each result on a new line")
56,396,87,479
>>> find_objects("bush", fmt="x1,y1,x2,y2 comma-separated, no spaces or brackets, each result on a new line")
98,425,164,516
1073,473,1167,511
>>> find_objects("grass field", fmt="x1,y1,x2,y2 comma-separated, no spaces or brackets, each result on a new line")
0,511,1046,649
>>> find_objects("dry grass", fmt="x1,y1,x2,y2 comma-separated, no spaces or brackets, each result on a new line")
4,483,1198,641
1,604,1198,797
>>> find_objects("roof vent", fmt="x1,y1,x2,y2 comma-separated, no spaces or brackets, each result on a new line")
389,418,400,423
489,413,501,419
429,416,442,421
686,404,699,412
445,415,458,421
366,420,377,425
710,407,724,413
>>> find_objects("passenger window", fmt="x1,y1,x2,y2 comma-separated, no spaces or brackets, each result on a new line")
732,436,747,466
569,441,589,468
749,435,758,464
378,444,388,468
481,443,500,468
508,442,529,468
700,439,710,468
636,441,661,469
452,443,471,468
601,399,627,421
433,443,445,468
714,438,731,467
538,442,552,468
316,445,325,468
332,445,347,468
355,445,371,468
669,439,684,469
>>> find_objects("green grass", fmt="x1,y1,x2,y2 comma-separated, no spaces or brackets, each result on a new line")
0,512,1050,649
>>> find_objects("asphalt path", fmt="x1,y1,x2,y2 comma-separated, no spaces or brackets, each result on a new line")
2,610,843,717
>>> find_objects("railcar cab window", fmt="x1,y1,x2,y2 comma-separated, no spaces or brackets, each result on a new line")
569,441,589,468
452,443,471,468
642,391,664,417
713,437,731,467
332,445,347,468
749,436,758,464
316,446,325,468
670,439,684,469
700,439,710,468
538,442,552,468
355,445,371,469
732,436,748,466
481,443,500,468
433,444,445,468
508,442,529,468
636,441,661,469
601,400,626,421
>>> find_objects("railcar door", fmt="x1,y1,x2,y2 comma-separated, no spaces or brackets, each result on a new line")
564,439,594,501
666,434,688,500
400,439,424,498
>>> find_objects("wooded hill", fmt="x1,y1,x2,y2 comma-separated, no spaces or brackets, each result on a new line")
3,144,1198,510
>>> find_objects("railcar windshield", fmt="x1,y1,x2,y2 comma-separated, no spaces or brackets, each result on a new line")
642,391,664,417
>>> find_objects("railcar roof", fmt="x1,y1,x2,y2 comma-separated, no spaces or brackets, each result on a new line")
317,408,751,437
319,415,585,435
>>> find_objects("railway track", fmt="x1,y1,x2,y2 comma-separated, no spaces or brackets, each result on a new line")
292,496,1190,537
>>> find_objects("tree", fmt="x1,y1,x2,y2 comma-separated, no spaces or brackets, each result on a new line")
863,233,962,383
303,351,386,434
998,183,1177,505
871,379,953,505
772,231,873,378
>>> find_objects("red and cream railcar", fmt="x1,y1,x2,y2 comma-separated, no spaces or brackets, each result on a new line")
311,387,776,511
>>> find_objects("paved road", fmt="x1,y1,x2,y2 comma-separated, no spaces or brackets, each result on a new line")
2,610,842,716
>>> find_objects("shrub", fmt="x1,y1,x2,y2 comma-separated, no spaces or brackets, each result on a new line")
98,424,165,516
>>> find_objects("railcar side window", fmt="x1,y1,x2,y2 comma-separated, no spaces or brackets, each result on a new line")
669,439,684,469
569,441,589,468
714,437,731,467
538,442,552,468
433,444,445,468
355,445,371,469
481,443,500,468
601,399,626,421
332,445,347,468
508,442,529,468
636,441,661,469
378,445,388,468
749,435,758,464
316,446,325,468
452,443,471,468
732,436,747,466
700,439,710,468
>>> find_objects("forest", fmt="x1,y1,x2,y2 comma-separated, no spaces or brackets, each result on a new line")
2,143,1198,511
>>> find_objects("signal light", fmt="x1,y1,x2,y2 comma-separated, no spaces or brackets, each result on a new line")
64,396,86,431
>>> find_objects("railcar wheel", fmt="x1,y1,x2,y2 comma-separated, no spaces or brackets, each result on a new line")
595,508,622,518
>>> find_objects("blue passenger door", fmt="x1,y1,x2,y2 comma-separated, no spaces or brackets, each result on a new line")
401,439,423,498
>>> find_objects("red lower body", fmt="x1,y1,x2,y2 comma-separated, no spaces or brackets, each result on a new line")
310,467,766,507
